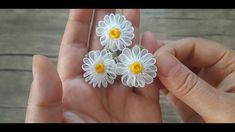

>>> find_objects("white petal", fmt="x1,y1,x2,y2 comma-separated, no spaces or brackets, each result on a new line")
96,81,100,88
102,39,110,48
106,75,114,84
101,49,108,56
117,40,125,50
137,76,145,88
98,21,107,27
90,77,98,87
104,59,114,65
144,58,156,65
108,72,116,79
83,71,91,78
104,15,111,25
122,48,132,59
122,34,134,41
119,54,130,63
82,64,90,71
132,46,141,59
120,21,126,29
121,74,129,86
118,15,125,25
146,71,157,78
122,37,132,46
125,26,134,33
116,63,127,75
145,65,157,72
88,51,96,61
110,14,115,23
124,21,131,28
122,32,134,39
118,38,126,48
141,53,153,63
127,75,135,87
110,40,118,51
94,51,101,59
100,35,108,45
96,27,105,36
115,14,120,23
133,76,139,87
85,75,92,82
83,58,92,65
103,54,115,65
140,49,148,57
143,73,153,84
101,79,108,88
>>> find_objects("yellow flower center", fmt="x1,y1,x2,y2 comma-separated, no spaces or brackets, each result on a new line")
130,62,143,74
95,63,105,74
109,27,121,39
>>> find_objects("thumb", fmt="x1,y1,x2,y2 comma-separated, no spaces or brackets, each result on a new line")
25,55,62,123
156,53,222,121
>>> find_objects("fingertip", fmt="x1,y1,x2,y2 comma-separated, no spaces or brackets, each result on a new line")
123,9,140,27
32,55,39,77
30,55,62,105
123,9,140,45
157,53,179,78
32,55,52,78
141,31,163,54
27,55,63,122
69,9,93,23
33,55,55,78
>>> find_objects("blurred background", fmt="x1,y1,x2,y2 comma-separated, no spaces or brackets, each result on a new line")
0,9,235,123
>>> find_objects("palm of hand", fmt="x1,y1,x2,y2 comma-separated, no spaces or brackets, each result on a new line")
26,9,162,123
57,9,161,123
62,77,161,123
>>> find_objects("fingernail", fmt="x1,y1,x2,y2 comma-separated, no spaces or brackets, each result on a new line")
32,55,39,78
156,53,178,78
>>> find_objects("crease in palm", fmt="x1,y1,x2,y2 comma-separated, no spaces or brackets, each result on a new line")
57,9,161,123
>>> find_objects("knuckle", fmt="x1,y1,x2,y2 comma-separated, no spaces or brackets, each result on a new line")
174,70,199,98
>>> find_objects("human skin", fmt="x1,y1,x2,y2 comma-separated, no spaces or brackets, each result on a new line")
155,38,235,123
25,9,162,123
25,9,235,123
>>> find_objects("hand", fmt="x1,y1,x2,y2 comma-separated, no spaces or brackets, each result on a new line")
25,9,162,123
155,38,235,123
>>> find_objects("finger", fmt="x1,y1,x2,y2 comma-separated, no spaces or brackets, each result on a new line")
217,72,235,92
134,32,162,99
89,9,115,50
154,38,234,87
87,9,119,105
149,37,203,122
123,9,140,45
156,52,225,121
116,9,139,94
159,77,204,123
25,55,62,123
58,9,93,80
141,31,163,54
164,90,204,122
155,38,229,67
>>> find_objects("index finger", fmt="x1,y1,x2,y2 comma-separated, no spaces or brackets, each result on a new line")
154,38,232,68
58,9,93,81
123,9,140,45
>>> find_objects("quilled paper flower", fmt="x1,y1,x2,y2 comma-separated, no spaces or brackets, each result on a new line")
82,49,117,88
116,45,157,88
96,13,135,51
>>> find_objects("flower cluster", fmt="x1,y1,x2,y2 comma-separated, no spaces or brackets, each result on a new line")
82,14,157,88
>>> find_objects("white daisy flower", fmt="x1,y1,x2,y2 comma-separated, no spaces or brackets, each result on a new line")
82,49,117,88
96,13,135,51
116,45,157,88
